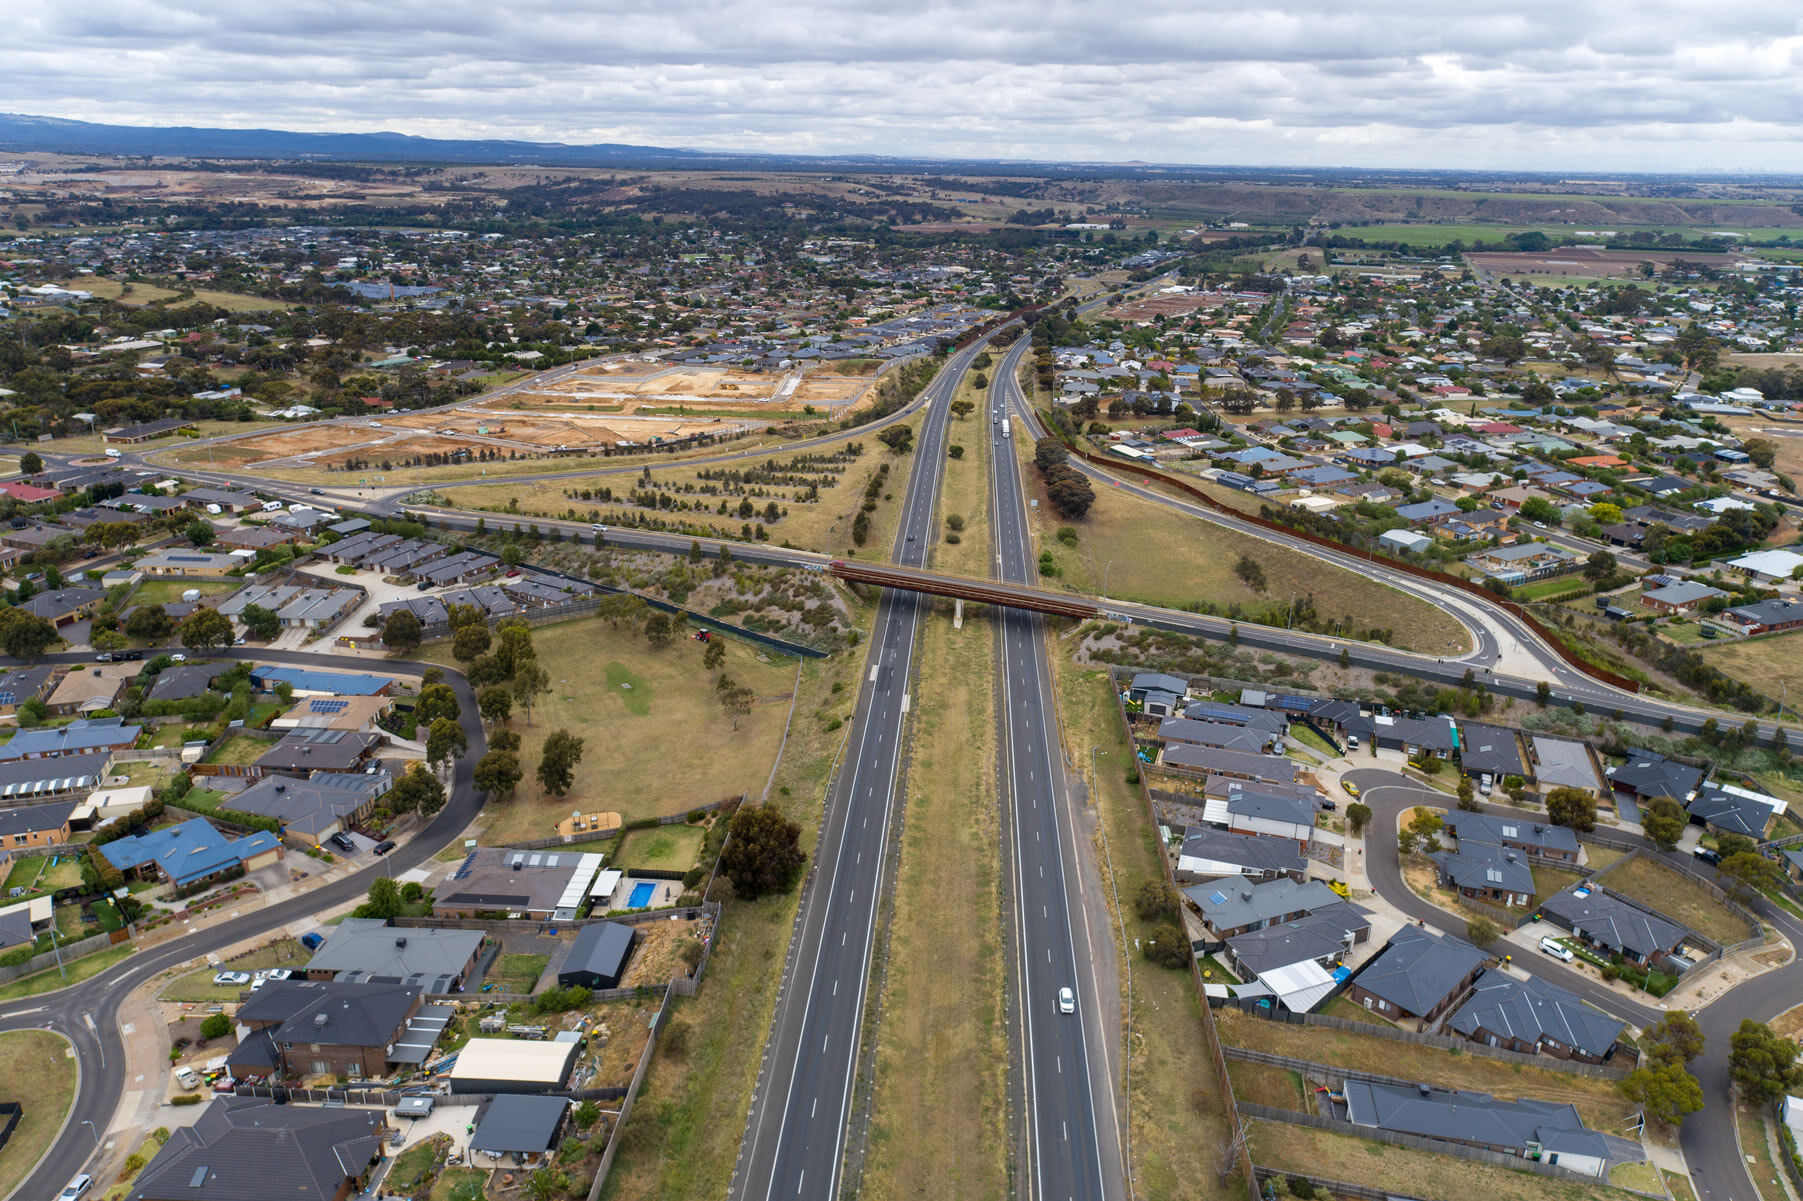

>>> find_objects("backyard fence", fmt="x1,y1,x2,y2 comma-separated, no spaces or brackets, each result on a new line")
1252,1166,1430,1201
1236,1101,1605,1183
0,930,115,984
499,795,739,852
1212,998,1636,1079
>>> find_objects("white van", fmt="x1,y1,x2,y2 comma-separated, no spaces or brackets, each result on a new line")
174,1066,200,1090
103,449,122,460
1345,734,1360,751
1538,937,1574,963
260,500,284,513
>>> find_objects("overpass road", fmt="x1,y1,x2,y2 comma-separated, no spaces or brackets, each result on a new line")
990,337,1123,1201
729,338,984,1200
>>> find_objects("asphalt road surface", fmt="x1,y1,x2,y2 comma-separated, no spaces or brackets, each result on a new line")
0,648,485,1201
731,338,983,1201
991,339,1122,1201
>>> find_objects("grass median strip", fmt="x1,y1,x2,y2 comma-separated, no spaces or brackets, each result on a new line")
859,611,1007,1201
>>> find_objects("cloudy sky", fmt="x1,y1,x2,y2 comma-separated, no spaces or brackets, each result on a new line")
11,1,1803,171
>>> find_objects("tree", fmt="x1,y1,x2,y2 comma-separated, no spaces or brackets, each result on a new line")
179,607,232,651
1729,1019,1803,1105
877,424,914,454
18,451,42,476
1233,554,1268,593
719,679,754,730
124,604,174,642
1456,776,1479,811
1620,1059,1704,1128
1535,680,1551,707
239,603,280,641
1519,496,1561,525
90,624,126,653
524,1167,569,1201
1719,852,1780,906
451,623,491,663
702,638,726,674
513,658,550,725
1744,437,1778,470
1546,786,1598,833
388,763,446,816
473,749,523,802
571,1100,601,1130
1465,916,1501,949
537,729,585,796
644,612,675,649
416,683,461,726
426,717,468,772
185,520,215,548
1144,922,1191,969
478,685,513,727
1642,796,1688,852
381,609,422,655
200,1012,233,1040
1345,802,1372,836
1645,1009,1707,1066
719,804,806,898
357,877,403,920
490,729,521,756
1133,879,1179,923
1583,549,1618,585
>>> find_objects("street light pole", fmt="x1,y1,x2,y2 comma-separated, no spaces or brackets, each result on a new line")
81,1119,99,1150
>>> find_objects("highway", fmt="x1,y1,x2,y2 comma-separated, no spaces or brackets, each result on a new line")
989,338,1122,1201
0,648,486,1201
730,338,984,1201
1346,766,1803,1201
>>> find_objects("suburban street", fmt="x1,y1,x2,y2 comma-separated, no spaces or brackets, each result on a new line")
730,337,985,1200
991,337,1122,1201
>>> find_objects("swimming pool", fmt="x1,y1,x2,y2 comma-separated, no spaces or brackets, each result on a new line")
627,881,657,909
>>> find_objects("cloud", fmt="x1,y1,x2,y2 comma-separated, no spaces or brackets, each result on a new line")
8,1,1803,169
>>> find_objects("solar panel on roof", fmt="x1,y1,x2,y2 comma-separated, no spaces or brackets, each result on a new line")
1209,890,1229,906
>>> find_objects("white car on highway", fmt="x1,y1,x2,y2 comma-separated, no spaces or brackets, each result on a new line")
1058,986,1075,1015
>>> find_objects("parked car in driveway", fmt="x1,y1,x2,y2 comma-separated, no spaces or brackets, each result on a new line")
213,971,252,986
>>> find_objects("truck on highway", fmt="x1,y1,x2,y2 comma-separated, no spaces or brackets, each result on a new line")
1001,417,1011,439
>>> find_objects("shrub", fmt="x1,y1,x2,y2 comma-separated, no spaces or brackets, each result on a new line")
171,1093,203,1106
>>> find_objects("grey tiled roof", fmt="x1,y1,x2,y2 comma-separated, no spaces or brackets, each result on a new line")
1227,903,1369,976
1447,970,1624,1059
1540,885,1688,959
126,1097,386,1201
1351,925,1487,1016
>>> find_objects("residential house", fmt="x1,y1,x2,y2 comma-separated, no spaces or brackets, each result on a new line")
1528,736,1603,796
1155,717,1273,755
1443,812,1580,863
227,773,393,847
1175,827,1306,884
100,817,283,891
303,918,484,993
104,417,194,443
1224,903,1371,980
1428,842,1535,906
1216,787,1317,847
1640,580,1728,613
1457,723,1526,783
0,754,113,804
135,550,250,578
1342,712,1458,758
124,1097,387,1201
0,717,142,761
1127,671,1189,718
1446,970,1625,1064
1463,542,1579,582
1686,782,1785,840
146,664,219,703
214,525,301,552
19,586,105,627
0,666,57,718
1538,884,1689,967
435,850,605,922
1160,744,1300,787
1338,1081,1618,1178
45,661,138,716
0,801,76,849
1183,877,1344,941
228,980,426,1080
1721,598,1803,636
1605,749,1703,803
469,1094,572,1166
1727,549,1803,583
250,667,395,698
271,695,395,733
1345,925,1488,1024
253,729,381,778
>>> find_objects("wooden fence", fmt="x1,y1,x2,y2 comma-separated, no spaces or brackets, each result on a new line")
1214,1000,1636,1078
1237,1102,1605,1183
1252,1166,1430,1201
